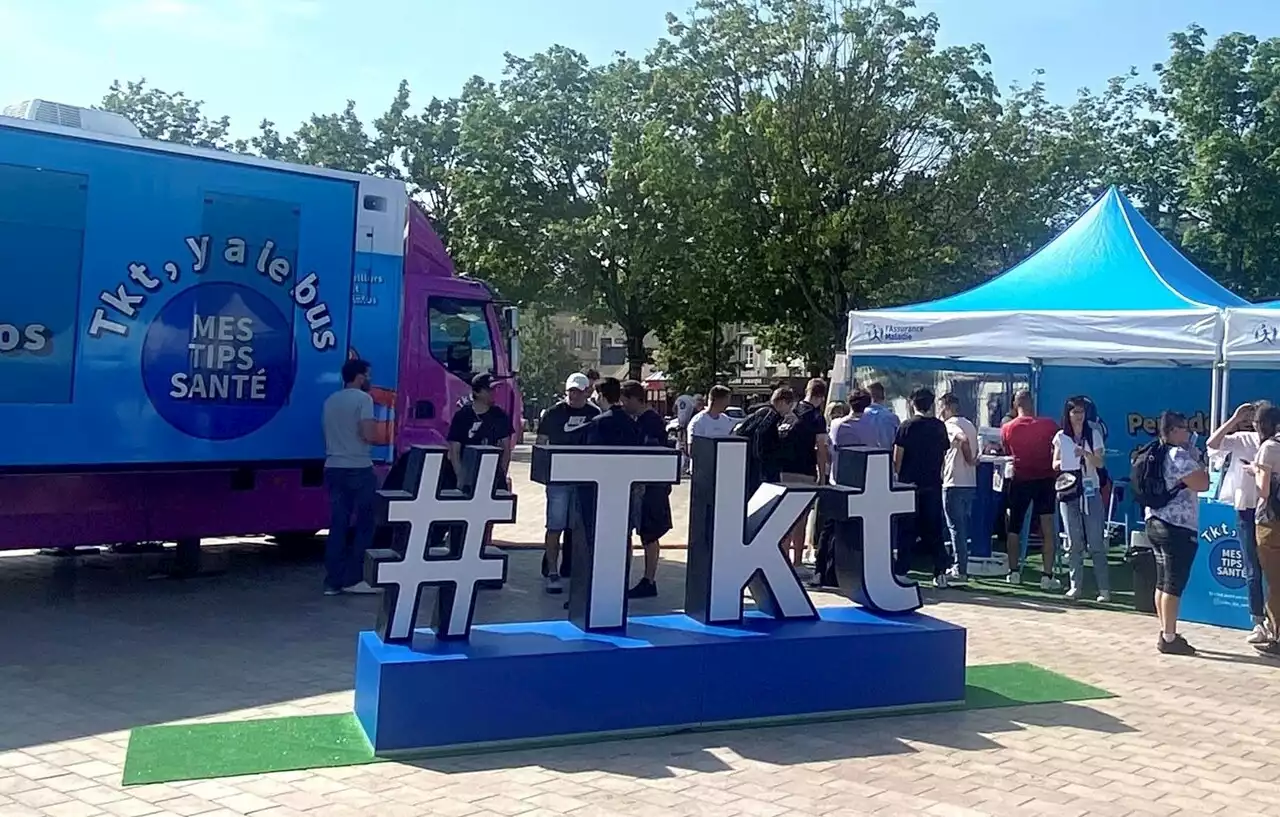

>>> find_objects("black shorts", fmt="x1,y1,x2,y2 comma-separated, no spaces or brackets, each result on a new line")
1146,517,1197,597
1007,477,1056,530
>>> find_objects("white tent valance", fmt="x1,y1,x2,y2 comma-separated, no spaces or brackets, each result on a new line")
846,308,1224,364
1223,308,1280,363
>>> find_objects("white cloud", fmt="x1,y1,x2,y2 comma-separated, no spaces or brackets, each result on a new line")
95,0,319,49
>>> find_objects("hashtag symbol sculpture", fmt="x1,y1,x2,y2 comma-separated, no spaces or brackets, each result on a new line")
365,446,513,644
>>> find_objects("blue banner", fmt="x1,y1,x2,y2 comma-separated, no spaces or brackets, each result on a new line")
1182,498,1252,630
0,127,368,467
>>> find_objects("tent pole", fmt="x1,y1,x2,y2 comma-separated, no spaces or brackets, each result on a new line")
1216,362,1230,430
1030,358,1043,407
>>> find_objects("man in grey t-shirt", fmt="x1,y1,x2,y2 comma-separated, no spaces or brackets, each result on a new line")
321,359,381,595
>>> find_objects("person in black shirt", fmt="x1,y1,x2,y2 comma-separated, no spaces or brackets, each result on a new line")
740,386,796,496
441,373,513,556
612,379,672,598
892,387,951,586
583,377,641,446
535,372,600,593
447,373,515,488
779,378,830,572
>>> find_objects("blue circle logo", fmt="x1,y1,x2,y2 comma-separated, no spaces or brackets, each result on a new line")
1209,538,1247,589
142,283,296,440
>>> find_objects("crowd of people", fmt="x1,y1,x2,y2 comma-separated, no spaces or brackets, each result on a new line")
317,357,1280,659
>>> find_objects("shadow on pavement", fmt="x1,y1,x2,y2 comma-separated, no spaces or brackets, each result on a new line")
0,546,687,752
407,700,1135,780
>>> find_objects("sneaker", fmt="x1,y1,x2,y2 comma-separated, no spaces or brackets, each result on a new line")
1253,641,1280,657
1247,624,1272,645
1006,571,1021,585
1096,591,1112,603
945,566,965,582
544,573,565,595
341,581,382,595
627,578,658,599
1157,633,1197,656
1040,576,1062,592
1065,585,1081,601
933,574,948,589
323,586,343,597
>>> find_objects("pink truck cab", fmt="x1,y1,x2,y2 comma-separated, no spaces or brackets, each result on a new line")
0,102,521,568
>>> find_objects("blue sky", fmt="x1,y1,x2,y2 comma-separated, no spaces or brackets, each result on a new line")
2,0,1278,139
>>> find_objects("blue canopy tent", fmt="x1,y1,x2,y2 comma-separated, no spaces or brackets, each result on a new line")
845,186,1245,571
847,186,1244,443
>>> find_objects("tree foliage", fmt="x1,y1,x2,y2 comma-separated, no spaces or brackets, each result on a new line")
101,79,243,150
514,315,582,420
99,3,1280,376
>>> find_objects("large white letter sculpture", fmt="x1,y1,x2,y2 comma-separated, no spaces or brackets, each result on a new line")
366,446,513,643
827,447,922,614
365,439,922,647
530,444,681,632
685,436,834,624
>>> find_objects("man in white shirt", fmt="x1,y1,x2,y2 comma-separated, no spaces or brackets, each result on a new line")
1208,401,1269,643
687,385,738,474
940,393,978,581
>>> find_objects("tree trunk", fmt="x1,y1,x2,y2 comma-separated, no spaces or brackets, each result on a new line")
625,332,646,383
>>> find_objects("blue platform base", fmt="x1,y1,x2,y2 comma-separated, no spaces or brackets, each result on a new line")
354,608,967,755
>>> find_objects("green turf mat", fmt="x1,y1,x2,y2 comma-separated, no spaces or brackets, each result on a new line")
963,662,1111,710
122,662,1112,785
122,713,375,786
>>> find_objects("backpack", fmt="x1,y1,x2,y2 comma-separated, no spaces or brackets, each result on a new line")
774,405,813,470
1130,440,1179,510
732,406,772,439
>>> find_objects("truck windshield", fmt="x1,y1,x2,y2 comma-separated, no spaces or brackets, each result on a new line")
428,297,495,382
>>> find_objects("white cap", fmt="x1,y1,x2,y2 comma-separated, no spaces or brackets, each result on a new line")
565,373,590,393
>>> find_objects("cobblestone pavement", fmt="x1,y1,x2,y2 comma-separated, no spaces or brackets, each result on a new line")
1,456,1278,816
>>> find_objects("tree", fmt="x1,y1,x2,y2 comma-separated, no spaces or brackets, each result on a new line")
1153,27,1280,299
100,79,245,150
654,320,740,396
652,0,1076,373
449,48,692,379
515,315,581,420
397,92,465,248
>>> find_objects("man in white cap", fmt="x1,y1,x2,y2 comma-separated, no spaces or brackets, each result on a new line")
535,372,601,593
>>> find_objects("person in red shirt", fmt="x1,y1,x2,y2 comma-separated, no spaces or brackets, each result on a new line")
1000,390,1062,591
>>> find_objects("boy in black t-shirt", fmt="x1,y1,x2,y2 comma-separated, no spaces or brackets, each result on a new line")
620,380,672,598
446,373,515,489
739,386,796,495
535,372,600,593
892,387,951,587
778,378,830,571
441,373,514,557
583,377,640,446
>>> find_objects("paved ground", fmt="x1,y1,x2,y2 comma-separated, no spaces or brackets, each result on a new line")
1,456,1279,817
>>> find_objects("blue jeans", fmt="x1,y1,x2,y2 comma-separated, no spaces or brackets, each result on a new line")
1061,491,1109,594
324,467,377,590
546,485,574,532
943,487,975,575
1238,508,1265,622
